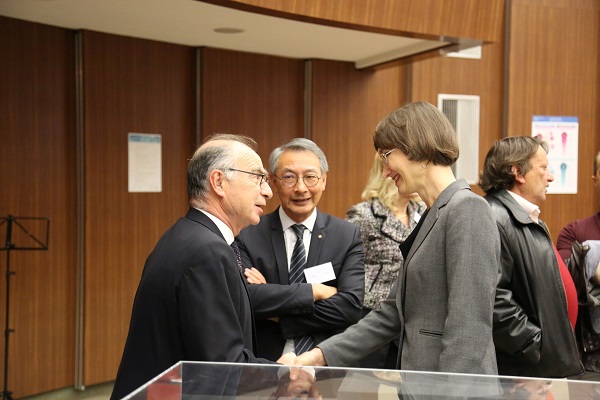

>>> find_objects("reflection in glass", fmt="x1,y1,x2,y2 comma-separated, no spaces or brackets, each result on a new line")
122,361,600,400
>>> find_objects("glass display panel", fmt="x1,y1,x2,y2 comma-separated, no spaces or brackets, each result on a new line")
123,361,600,400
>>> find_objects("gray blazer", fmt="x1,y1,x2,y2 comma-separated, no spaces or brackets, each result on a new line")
319,179,500,375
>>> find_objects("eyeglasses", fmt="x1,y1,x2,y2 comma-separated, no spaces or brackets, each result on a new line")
378,149,394,164
227,168,269,186
275,173,321,188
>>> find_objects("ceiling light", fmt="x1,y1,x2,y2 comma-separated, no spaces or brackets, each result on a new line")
213,28,244,34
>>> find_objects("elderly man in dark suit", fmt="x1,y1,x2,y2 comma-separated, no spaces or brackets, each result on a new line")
111,134,280,400
236,138,365,361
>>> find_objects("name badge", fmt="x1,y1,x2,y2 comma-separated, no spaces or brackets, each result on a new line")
304,262,336,284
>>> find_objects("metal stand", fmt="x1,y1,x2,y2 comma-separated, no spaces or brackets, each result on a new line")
0,216,49,400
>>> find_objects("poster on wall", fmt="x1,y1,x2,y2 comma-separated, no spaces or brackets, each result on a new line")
128,133,162,192
531,116,578,194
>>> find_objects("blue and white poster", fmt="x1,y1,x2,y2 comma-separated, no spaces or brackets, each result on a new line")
531,116,578,194
128,133,162,192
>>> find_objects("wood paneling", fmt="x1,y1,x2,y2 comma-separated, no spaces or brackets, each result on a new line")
82,31,195,385
209,0,505,42
411,42,506,196
507,0,600,238
200,47,305,214
0,16,76,398
3,0,600,394
310,60,407,218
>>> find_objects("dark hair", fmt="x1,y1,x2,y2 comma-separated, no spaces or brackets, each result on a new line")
373,101,459,166
187,133,257,201
479,136,548,194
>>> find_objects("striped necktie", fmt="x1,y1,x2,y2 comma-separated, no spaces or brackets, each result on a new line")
289,224,315,354
230,241,243,272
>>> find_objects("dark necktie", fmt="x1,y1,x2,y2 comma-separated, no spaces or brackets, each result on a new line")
230,241,243,272
289,224,315,354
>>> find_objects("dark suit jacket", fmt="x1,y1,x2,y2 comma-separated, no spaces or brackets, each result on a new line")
235,208,365,361
111,208,272,400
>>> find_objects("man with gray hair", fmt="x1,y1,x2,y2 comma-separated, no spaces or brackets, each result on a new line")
111,134,278,399
236,138,365,361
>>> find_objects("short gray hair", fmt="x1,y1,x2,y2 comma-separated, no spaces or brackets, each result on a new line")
187,134,257,201
268,138,329,175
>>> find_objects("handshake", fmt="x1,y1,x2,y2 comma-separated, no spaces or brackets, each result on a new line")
276,348,327,378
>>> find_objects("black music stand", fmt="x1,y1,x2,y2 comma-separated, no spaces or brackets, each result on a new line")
0,216,49,400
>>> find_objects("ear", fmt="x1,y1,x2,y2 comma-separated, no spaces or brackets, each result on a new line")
511,165,526,185
321,172,327,190
209,170,227,199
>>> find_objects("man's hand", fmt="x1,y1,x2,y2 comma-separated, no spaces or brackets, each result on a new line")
294,348,327,369
244,267,267,284
311,284,337,301
277,352,297,365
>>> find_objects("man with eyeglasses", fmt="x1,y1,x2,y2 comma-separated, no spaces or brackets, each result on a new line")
112,134,283,400
235,138,365,361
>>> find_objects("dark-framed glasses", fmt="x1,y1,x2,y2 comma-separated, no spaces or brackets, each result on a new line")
275,173,321,188
227,168,269,186
378,149,394,164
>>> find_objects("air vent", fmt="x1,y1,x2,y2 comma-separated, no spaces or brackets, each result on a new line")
441,45,482,60
438,94,480,184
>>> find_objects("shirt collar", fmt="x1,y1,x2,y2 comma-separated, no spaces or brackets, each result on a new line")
507,190,541,223
195,208,235,245
278,207,317,233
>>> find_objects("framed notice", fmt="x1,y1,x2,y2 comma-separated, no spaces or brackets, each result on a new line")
531,116,578,194
128,133,162,192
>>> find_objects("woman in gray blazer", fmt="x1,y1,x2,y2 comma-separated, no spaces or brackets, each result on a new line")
294,101,500,376
346,153,426,369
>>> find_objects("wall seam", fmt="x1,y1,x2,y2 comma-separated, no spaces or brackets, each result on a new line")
74,29,85,391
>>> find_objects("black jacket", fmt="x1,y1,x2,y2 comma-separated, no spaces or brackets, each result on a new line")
486,190,583,378
236,208,365,361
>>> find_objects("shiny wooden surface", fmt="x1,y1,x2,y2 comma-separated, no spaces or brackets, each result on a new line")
1,0,600,395
411,42,506,196
0,16,77,398
506,0,600,237
310,60,407,217
82,31,195,385
200,47,304,215
206,0,505,42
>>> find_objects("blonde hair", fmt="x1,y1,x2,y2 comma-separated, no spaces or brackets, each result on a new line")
361,153,402,214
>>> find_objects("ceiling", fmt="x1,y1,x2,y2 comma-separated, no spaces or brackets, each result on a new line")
0,0,451,69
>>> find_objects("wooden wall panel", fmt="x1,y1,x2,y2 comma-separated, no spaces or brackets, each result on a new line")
507,0,600,238
200,47,305,214
0,17,76,398
218,0,505,42
82,31,195,385
411,42,506,196
310,60,407,218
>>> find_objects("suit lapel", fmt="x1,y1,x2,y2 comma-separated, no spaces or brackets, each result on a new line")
403,180,470,266
307,210,326,269
268,210,289,284
186,207,257,346
374,200,406,244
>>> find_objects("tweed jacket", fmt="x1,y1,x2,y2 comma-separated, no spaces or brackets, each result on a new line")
346,199,426,309
319,180,500,374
